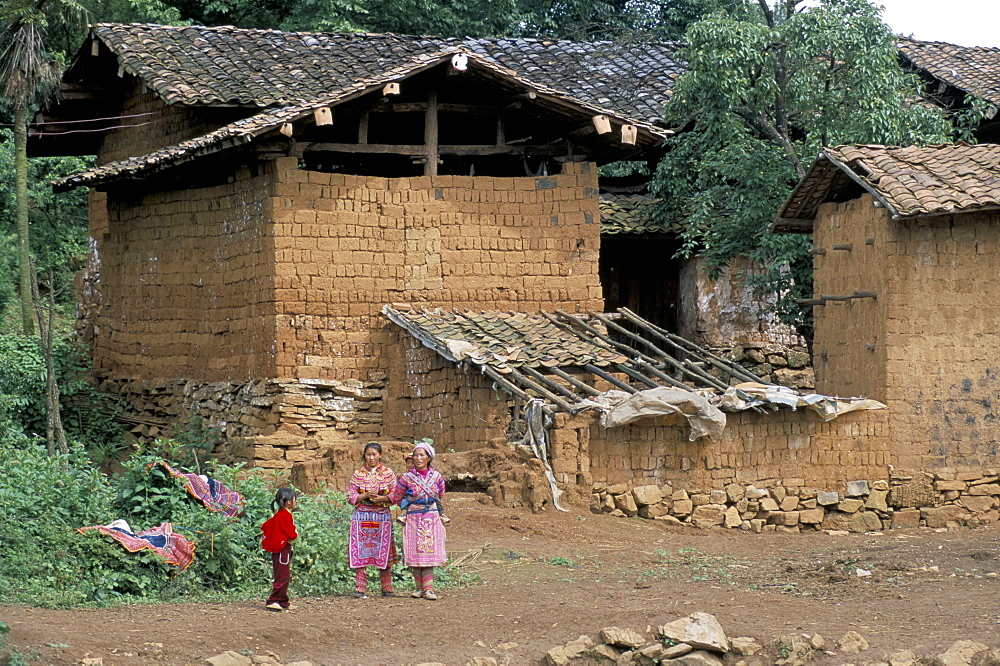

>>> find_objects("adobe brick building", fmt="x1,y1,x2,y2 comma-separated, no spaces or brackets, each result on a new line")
32,24,917,532
773,143,1000,525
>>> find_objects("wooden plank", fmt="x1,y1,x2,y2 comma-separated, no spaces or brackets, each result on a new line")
314,107,333,126
592,115,612,134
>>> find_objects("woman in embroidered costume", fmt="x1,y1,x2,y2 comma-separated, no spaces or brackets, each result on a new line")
388,440,447,601
347,441,398,598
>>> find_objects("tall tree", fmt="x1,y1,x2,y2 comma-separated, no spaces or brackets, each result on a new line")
652,0,957,335
0,0,80,334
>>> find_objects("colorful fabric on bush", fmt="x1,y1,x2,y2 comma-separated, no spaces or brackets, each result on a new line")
155,461,245,518
77,521,196,571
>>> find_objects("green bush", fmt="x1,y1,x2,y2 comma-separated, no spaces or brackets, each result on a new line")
0,435,440,607
0,334,125,452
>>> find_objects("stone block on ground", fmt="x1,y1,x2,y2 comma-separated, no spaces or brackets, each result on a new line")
934,640,988,666
545,645,569,666
724,506,742,528
729,637,762,656
600,627,648,649
563,635,595,659
891,508,921,529
614,492,639,516
662,649,725,666
691,504,726,529
921,505,973,528
633,485,663,506
657,612,729,653
889,649,918,666
589,644,621,661
838,631,870,654
206,653,253,666
848,511,883,533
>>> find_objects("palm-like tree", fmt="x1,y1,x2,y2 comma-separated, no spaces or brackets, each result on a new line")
0,0,75,334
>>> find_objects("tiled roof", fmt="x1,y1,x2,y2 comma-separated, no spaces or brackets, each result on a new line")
773,143,1000,230
599,193,668,235
84,23,684,126
383,304,772,414
898,37,1000,109
53,49,670,191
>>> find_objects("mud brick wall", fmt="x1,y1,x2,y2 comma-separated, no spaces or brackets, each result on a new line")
813,194,1000,472
94,166,277,380
811,194,889,401
99,78,243,165
569,407,891,491
382,332,511,451
268,158,603,384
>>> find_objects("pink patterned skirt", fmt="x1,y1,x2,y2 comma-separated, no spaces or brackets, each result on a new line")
348,508,398,569
401,510,447,567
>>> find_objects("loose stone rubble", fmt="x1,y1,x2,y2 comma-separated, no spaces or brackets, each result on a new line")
592,469,1000,532
530,613,997,666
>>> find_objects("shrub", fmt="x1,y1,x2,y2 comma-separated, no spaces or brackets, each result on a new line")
0,435,463,608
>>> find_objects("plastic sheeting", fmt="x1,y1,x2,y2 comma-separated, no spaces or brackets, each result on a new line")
717,383,887,422
577,384,886,441
579,388,727,441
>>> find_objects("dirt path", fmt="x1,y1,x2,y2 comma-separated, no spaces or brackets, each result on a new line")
6,493,1000,665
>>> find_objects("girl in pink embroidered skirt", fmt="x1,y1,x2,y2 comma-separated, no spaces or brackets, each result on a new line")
347,441,398,598
388,440,447,601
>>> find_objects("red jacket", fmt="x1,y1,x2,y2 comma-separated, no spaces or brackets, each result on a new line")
261,508,298,553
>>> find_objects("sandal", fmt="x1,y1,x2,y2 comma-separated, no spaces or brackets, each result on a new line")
353,591,369,599
422,590,438,601
381,590,396,597
410,590,423,598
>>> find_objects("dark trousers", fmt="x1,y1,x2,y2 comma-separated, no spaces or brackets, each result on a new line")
266,545,292,607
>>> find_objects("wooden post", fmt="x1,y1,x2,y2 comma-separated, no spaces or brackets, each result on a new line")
358,111,369,144
424,89,439,177
496,113,505,147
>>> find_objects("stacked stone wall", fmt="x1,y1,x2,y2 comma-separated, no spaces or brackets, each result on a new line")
267,158,604,384
588,466,1000,532
813,195,1000,472
94,166,278,381
100,375,385,470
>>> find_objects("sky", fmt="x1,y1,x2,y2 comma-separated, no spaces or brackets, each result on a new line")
875,0,996,47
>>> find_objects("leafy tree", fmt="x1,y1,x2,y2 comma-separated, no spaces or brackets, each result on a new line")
652,0,956,336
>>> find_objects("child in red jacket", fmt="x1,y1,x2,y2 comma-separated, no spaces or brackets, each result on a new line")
261,487,298,611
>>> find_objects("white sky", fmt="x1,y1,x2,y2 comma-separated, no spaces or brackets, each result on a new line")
875,0,996,47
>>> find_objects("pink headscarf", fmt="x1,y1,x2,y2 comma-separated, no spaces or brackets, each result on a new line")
412,440,436,461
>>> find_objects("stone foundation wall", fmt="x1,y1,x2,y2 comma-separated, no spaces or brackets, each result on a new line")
100,375,385,470
590,466,1000,532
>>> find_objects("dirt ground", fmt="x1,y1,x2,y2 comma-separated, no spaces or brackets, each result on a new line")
6,492,1000,665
